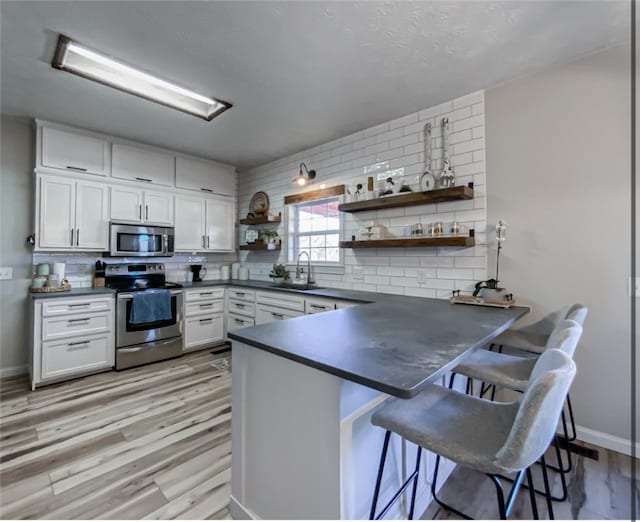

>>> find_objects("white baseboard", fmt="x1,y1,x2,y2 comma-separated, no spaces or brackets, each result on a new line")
0,365,27,379
576,425,638,456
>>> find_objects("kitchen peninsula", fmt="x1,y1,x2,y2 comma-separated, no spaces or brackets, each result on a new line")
228,294,528,520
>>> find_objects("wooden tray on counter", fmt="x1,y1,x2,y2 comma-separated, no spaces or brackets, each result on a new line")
30,282,71,293
449,294,516,309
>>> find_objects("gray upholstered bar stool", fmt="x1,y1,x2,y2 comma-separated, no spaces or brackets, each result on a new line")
369,349,576,520
490,304,588,443
451,319,583,499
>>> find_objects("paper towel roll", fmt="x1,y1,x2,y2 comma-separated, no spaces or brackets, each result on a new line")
231,262,241,279
52,262,65,279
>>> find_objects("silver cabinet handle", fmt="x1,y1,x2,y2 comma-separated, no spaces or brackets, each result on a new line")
70,228,74,246
199,318,213,324
199,292,213,296
76,228,80,246
138,205,142,220
199,303,213,308
66,165,87,172
235,292,245,296
234,318,244,324
200,188,213,193
68,340,90,347
271,312,284,319
145,205,149,221
135,177,152,182
202,235,205,248
67,318,90,323
69,302,91,308
310,304,326,309
234,303,245,308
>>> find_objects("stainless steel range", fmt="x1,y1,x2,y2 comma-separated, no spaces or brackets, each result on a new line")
105,263,183,370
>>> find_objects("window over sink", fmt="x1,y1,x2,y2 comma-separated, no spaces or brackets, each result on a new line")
287,196,342,265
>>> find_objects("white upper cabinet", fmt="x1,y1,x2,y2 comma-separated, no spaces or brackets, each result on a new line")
111,143,174,186
110,187,173,226
37,175,108,251
40,126,110,177
176,157,235,197
206,198,234,251
110,186,144,223
143,191,174,225
75,182,109,250
175,195,206,251
38,176,76,249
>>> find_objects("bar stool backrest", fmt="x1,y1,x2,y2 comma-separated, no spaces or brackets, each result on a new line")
545,320,583,358
565,304,588,327
494,349,576,473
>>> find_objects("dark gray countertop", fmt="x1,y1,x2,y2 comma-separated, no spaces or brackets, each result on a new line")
229,294,528,398
30,287,116,299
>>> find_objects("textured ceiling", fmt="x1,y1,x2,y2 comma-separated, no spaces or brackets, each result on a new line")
0,1,629,168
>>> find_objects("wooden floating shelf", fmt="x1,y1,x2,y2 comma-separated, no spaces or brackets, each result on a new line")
239,241,282,251
239,215,282,225
338,184,474,213
339,236,475,249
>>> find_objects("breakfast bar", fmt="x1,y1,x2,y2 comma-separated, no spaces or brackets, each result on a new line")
228,297,528,520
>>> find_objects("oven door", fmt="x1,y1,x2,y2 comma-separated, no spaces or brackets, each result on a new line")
110,223,173,257
116,289,183,348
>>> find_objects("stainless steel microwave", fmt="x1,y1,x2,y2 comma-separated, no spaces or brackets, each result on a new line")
109,223,175,257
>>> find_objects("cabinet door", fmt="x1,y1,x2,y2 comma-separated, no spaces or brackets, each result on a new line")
38,176,76,249
143,191,174,225
176,157,235,197
41,126,109,176
184,314,224,350
205,198,234,251
41,335,114,380
110,186,144,223
255,306,303,325
112,143,174,186
174,195,206,251
75,181,109,250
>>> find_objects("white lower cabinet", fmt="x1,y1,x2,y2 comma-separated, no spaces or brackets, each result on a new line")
228,314,255,332
183,288,225,352
184,314,224,350
305,297,337,315
41,335,113,381
255,305,304,325
31,295,115,389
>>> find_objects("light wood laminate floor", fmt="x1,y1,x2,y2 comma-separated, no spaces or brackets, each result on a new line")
1,350,637,520
1,350,232,520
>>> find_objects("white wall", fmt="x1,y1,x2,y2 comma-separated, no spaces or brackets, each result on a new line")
0,117,34,376
239,92,487,297
485,45,634,449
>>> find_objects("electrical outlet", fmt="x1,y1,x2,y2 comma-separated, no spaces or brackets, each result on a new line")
353,267,365,281
0,267,13,280
417,269,427,285
629,277,640,297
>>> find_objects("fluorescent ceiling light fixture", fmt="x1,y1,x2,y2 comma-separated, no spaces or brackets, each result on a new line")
52,35,231,121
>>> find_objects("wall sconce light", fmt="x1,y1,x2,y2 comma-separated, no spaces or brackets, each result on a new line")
292,162,316,186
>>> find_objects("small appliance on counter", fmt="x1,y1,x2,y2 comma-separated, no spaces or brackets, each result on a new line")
190,264,207,282
93,260,106,288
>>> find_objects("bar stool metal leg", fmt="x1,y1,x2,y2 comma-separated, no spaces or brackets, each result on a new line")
370,431,391,520
526,468,539,520
566,394,577,441
539,455,555,520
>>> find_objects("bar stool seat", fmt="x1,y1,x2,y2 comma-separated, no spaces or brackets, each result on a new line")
454,350,534,392
372,382,520,475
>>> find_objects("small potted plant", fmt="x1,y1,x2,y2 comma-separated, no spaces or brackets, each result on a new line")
269,263,289,284
261,229,280,250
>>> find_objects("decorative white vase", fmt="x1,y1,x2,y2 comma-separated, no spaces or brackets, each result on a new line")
480,288,508,301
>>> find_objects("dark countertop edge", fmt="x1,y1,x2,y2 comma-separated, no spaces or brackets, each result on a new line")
30,288,116,299
229,305,529,398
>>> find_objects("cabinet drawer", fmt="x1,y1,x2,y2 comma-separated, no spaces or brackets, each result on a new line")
42,312,111,341
228,288,255,302
185,299,224,317
41,335,114,380
40,126,110,177
228,314,255,331
228,299,254,318
184,314,224,349
255,291,305,312
185,288,225,302
42,297,113,317
255,305,304,325
305,298,336,315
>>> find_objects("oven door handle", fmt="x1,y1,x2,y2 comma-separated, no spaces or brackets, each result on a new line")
118,337,180,353
118,290,182,300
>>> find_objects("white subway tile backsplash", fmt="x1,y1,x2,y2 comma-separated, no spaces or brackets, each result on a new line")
239,90,487,298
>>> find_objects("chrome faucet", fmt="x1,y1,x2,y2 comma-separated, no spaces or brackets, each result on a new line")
296,251,314,285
